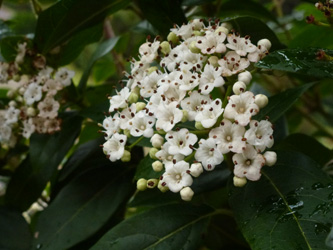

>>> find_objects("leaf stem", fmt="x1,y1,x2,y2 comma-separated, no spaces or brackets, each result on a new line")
128,136,144,150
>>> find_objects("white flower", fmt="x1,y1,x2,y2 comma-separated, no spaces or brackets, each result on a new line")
139,71,165,98
155,101,183,132
15,42,27,64
103,133,127,162
233,145,265,181
199,64,225,95
180,91,211,121
42,79,63,96
224,91,259,126
226,34,256,56
195,99,223,128
165,128,198,156
24,82,42,105
109,87,130,112
118,103,137,130
129,111,155,138
196,31,226,54
177,70,200,91
55,68,75,87
22,118,35,139
244,120,274,152
102,114,121,140
0,123,12,143
171,23,193,40
0,62,9,83
155,142,184,164
195,138,223,171
218,51,250,76
179,50,206,71
139,40,160,64
5,106,20,125
37,96,60,119
209,119,246,154
44,118,61,134
161,160,193,193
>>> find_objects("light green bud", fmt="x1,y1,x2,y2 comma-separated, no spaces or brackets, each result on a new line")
137,178,147,191
149,147,159,160
128,92,139,104
147,66,159,75
167,32,179,44
181,110,188,123
147,179,158,188
121,150,131,162
195,121,205,130
189,41,201,54
215,26,229,35
160,41,171,55
158,180,169,192
123,129,131,138
208,56,219,67
136,102,146,111
233,176,247,187
152,161,163,172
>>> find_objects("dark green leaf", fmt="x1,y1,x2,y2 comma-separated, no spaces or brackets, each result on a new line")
135,155,162,180
218,0,278,23
229,150,333,250
254,82,315,122
0,36,29,62
5,113,82,211
91,204,214,249
0,206,32,250
32,165,135,250
226,17,285,51
256,48,333,79
181,0,215,6
326,227,333,248
78,36,120,92
276,133,333,166
34,0,130,53
136,0,187,37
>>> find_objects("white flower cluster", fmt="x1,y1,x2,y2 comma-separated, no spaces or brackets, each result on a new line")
101,19,277,201
0,43,75,146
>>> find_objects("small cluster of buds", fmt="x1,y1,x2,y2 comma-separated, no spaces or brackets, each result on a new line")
101,19,277,201
307,1,333,26
0,42,75,147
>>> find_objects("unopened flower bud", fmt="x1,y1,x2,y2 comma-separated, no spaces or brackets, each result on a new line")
147,179,158,188
18,87,25,95
238,71,252,85
6,90,14,98
180,187,194,201
158,180,169,192
233,176,247,187
192,30,203,36
221,22,232,32
264,151,277,166
208,56,219,67
215,26,229,35
147,66,159,75
123,129,131,138
255,94,268,109
121,150,131,162
27,107,36,117
136,102,146,111
181,110,188,122
149,147,159,159
257,39,272,50
8,101,16,107
189,41,201,53
233,81,247,95
152,160,163,172
160,41,171,55
190,163,203,177
195,121,205,130
315,2,323,10
137,178,147,191
128,92,139,104
150,134,164,148
167,32,179,44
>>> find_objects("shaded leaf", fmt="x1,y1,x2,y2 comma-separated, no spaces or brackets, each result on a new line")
0,36,29,62
32,165,135,250
135,154,162,180
34,0,130,53
254,82,315,122
229,150,333,250
5,113,82,211
256,48,333,79
0,206,32,250
91,204,214,249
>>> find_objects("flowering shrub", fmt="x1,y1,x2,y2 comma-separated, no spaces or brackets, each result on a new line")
0,1,332,250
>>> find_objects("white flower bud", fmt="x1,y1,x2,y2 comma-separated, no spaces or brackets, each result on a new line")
121,150,131,162
255,94,268,109
215,26,229,35
152,160,163,172
189,41,201,53
18,87,25,95
147,179,158,188
232,81,247,95
238,71,252,85
221,22,232,32
158,180,169,192
208,56,219,67
149,147,159,159
264,151,277,166
160,41,171,55
180,187,194,201
135,102,146,111
8,101,17,107
190,163,203,177
27,107,36,117
167,32,179,44
150,134,164,148
128,92,138,104
233,176,247,187
257,39,271,50
137,178,147,191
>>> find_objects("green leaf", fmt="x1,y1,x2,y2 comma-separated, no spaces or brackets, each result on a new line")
5,113,82,211
226,17,285,51
136,0,187,37
256,48,333,79
34,0,130,53
229,150,333,250
91,204,214,249
218,0,278,23
254,82,315,122
0,36,28,62
32,165,135,250
135,155,162,180
0,206,32,250
276,133,333,166
78,36,120,92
